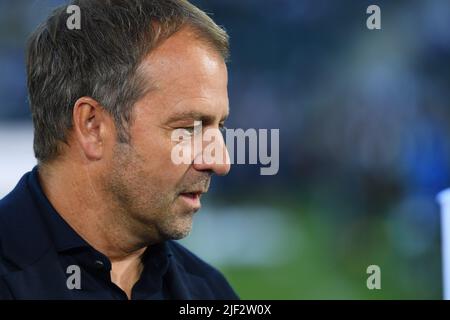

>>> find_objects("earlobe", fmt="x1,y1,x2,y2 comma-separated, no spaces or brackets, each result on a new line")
72,97,106,161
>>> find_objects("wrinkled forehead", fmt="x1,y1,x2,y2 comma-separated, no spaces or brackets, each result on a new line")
136,28,229,122
143,28,228,88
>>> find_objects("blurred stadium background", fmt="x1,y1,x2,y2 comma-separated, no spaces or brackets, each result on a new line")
1,0,450,299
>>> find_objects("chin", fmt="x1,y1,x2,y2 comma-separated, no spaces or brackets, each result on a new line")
160,227,192,241
157,217,194,241
168,230,191,240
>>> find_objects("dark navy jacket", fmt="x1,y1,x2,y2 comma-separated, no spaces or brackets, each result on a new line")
0,168,238,300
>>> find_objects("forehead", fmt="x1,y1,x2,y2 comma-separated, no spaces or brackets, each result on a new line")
135,27,229,121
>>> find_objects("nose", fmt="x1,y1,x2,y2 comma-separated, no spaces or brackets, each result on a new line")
192,129,231,176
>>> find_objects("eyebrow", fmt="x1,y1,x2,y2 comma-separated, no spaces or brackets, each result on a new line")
165,111,229,124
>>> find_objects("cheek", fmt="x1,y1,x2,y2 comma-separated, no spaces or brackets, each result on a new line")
132,129,190,188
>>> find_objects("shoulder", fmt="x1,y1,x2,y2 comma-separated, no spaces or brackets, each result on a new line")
0,170,34,247
166,240,239,299
0,169,47,273
0,176,29,274
0,171,33,221
0,187,24,299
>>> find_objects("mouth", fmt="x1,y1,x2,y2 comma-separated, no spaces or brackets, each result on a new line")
179,191,204,210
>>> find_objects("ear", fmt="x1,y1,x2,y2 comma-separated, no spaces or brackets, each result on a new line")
72,97,112,161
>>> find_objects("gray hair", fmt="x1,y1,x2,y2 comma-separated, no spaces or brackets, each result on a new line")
27,0,229,163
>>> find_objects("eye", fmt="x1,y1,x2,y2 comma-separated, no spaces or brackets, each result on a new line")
181,127,195,134
219,124,227,135
176,123,201,137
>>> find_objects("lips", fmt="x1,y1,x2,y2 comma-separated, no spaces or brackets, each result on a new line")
179,191,204,210
181,191,202,198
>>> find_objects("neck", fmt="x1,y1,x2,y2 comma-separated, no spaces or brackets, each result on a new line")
38,162,146,261
110,247,147,299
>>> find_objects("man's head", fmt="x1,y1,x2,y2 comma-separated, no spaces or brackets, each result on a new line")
27,0,231,243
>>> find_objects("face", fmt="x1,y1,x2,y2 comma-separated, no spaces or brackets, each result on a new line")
103,28,230,243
